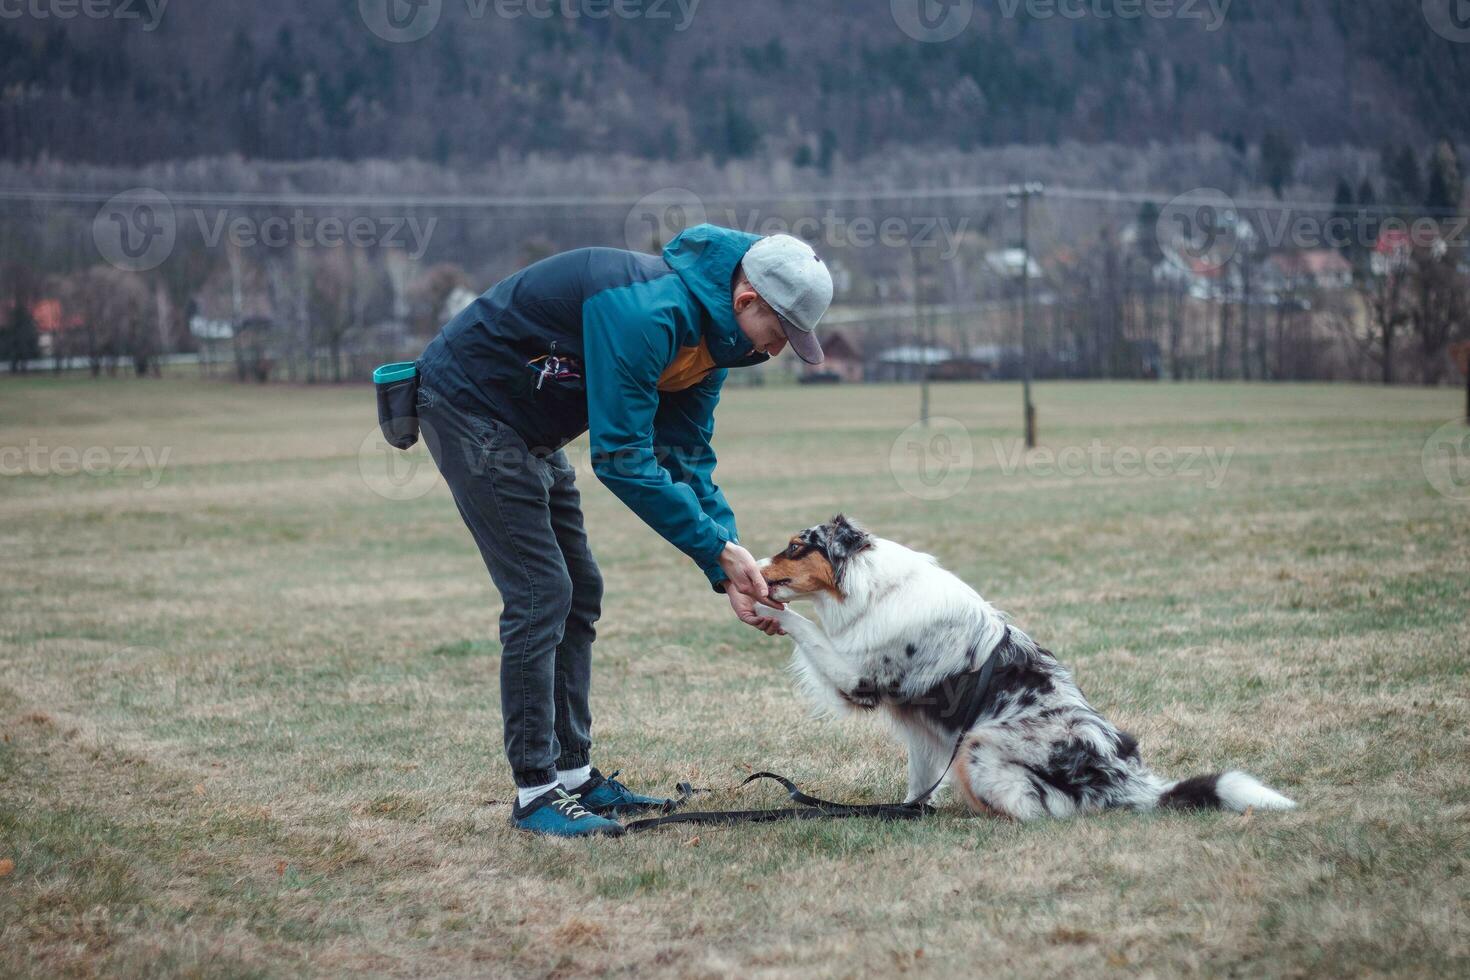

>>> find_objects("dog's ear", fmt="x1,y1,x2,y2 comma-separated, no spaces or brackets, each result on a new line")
826,515,874,574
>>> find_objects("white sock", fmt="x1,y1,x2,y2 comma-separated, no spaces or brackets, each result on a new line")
558,765,593,792
517,780,560,809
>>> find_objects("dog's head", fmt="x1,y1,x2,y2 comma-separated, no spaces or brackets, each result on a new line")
760,515,874,603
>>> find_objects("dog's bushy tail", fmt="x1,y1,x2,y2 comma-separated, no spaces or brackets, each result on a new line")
1156,771,1296,813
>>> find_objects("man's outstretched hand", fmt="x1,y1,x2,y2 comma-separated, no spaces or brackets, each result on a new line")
719,542,786,636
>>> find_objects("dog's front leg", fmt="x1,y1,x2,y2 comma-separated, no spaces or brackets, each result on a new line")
762,604,823,646
760,606,866,693
902,726,954,805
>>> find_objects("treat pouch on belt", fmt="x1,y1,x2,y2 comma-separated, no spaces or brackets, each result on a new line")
374,362,421,451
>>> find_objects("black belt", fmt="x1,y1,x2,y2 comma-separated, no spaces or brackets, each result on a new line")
625,631,1006,834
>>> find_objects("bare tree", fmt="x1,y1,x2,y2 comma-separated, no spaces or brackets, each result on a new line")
1348,261,1411,385
409,262,472,339
2,259,43,372
58,267,152,377
299,246,386,383
1409,243,1469,385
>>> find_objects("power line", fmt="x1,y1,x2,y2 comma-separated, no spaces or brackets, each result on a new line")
1039,187,1466,217
0,183,1460,216
0,184,1016,209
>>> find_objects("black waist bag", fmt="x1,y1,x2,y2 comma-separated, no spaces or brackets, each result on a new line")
374,362,421,451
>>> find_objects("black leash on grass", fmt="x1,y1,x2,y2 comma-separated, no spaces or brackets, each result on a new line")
622,771,938,832
623,632,1006,834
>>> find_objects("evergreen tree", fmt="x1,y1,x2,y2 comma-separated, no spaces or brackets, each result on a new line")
1260,131,1297,198
1424,139,1463,211
1137,201,1164,265
1386,145,1423,205
658,124,681,161
224,28,261,158
3,298,40,371
1332,177,1356,259
1355,178,1380,277
818,129,838,175
721,101,762,162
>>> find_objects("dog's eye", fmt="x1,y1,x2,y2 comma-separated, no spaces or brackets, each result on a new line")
785,543,801,559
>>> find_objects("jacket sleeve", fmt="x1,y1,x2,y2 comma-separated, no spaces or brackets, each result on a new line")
583,290,735,586
653,370,739,590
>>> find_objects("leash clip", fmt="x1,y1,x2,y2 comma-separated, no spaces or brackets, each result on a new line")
535,357,557,391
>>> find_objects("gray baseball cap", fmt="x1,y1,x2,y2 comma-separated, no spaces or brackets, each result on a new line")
742,234,834,365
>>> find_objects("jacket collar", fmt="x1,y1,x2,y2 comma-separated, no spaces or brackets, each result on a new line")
662,224,767,369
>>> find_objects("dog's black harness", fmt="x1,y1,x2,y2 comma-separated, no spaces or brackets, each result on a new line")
623,630,1007,834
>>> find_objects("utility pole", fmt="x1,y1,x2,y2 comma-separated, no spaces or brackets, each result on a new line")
911,244,930,427
1456,342,1470,424
1009,183,1044,449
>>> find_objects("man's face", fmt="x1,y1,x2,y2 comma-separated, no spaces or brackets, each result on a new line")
733,283,788,358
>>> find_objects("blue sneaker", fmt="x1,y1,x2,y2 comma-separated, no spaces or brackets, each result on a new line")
565,769,671,816
510,787,626,838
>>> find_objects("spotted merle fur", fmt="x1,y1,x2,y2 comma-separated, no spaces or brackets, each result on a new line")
792,514,873,587
1114,730,1141,762
838,678,883,711
769,520,1297,820
844,624,1256,816
1158,774,1225,810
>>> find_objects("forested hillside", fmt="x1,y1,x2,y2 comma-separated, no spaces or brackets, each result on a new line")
1,0,1466,165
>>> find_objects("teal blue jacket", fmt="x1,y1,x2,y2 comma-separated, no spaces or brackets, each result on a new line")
418,225,767,589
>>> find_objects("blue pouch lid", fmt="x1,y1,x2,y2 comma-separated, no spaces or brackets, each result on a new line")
374,362,418,385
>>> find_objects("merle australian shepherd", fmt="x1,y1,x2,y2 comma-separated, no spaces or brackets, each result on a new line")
757,516,1296,821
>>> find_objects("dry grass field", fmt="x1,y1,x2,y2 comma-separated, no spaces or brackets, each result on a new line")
2,376,1468,978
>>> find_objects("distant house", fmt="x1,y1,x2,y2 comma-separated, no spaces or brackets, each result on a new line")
1185,257,1230,300
30,299,81,357
967,344,1026,380
929,358,992,382
189,316,234,341
800,331,862,384
1269,250,1353,291
984,248,1044,281
926,345,1008,382
868,345,953,383
1155,253,1231,301
190,315,235,376
1372,229,1412,277
232,316,276,383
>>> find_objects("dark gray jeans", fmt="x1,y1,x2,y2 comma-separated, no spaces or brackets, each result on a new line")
416,381,602,789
